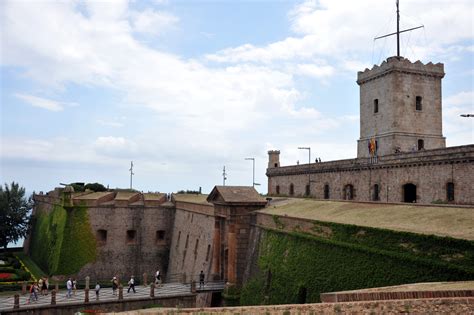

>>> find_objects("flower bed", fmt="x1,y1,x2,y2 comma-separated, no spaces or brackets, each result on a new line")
0,273,16,280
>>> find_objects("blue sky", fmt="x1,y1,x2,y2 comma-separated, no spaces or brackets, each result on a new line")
1,0,473,196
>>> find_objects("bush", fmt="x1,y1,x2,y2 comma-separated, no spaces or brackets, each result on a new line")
84,183,107,192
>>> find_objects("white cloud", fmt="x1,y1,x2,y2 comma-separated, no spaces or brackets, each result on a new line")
15,93,66,111
294,63,335,79
97,119,124,128
130,9,178,36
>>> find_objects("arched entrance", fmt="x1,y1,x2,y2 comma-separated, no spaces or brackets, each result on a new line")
403,183,417,203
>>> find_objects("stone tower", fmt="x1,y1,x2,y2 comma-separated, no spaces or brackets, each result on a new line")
267,150,280,168
356,57,446,158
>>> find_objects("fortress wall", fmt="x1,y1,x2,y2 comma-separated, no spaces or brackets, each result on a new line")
78,204,174,280
268,158,473,204
167,202,215,283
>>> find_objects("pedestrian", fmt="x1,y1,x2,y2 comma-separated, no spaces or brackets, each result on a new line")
111,277,118,296
38,278,43,295
28,282,38,303
66,278,73,298
127,275,136,293
155,270,161,286
199,270,205,289
72,278,77,296
95,282,100,300
42,277,48,295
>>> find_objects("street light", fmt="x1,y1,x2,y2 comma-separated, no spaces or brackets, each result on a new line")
244,157,258,188
298,147,311,196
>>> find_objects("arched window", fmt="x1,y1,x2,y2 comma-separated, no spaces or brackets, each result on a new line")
343,184,354,200
403,183,417,203
324,184,330,199
374,99,379,113
372,184,380,201
289,183,294,196
275,185,280,195
446,182,454,202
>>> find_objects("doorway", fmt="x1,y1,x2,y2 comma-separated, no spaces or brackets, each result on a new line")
403,183,417,203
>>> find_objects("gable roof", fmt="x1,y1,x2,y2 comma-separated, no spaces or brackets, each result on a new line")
207,186,267,205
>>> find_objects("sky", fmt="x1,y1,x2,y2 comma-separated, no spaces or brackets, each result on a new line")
1,0,473,196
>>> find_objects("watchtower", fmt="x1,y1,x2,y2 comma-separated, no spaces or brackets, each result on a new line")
267,150,280,168
357,57,446,158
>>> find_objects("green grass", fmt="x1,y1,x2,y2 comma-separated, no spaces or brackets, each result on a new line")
15,252,47,279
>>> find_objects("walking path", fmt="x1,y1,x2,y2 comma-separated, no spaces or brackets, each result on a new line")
0,282,224,311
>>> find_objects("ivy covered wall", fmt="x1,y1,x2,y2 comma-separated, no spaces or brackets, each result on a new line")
29,202,96,275
240,225,474,305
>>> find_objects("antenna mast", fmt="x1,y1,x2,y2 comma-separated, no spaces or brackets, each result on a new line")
222,166,227,186
374,0,423,58
129,161,134,189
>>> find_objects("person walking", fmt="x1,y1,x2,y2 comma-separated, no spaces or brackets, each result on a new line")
111,277,118,296
72,278,77,296
95,282,100,300
127,275,136,293
199,270,205,289
41,277,48,295
155,270,161,286
38,278,43,295
66,278,73,298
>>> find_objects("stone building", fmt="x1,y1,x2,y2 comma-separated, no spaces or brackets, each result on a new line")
267,57,474,204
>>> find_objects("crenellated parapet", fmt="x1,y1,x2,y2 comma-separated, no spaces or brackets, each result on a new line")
357,57,444,85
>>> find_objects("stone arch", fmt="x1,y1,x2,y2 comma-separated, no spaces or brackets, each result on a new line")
343,184,354,200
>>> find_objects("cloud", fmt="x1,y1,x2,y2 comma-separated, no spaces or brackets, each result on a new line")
130,9,178,36
97,119,124,128
15,93,69,111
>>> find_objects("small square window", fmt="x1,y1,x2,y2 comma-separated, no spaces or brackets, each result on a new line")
97,230,107,244
156,230,165,241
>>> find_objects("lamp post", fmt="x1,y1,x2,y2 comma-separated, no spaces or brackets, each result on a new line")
298,147,311,196
245,157,256,188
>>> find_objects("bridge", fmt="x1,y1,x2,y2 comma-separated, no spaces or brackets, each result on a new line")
0,281,225,314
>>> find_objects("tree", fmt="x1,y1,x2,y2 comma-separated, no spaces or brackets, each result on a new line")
0,182,32,250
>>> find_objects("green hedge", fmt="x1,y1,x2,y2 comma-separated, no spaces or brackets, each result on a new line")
240,229,474,305
29,201,97,275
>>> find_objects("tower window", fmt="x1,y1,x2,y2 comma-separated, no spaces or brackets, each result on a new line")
416,96,422,111
418,139,424,150
374,99,379,113
274,163,278,167
156,230,165,241
447,182,454,202
289,183,294,196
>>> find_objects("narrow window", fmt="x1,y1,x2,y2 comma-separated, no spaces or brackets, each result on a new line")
276,185,280,195
194,239,199,260
372,184,380,201
374,99,379,113
416,96,422,111
96,229,107,244
324,184,330,199
289,184,294,196
205,244,211,262
305,184,310,196
447,182,454,202
156,230,165,241
418,139,424,150
126,230,136,244
185,234,189,249
274,163,278,167
176,231,181,249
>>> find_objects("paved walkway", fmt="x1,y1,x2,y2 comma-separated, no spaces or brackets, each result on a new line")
0,282,224,311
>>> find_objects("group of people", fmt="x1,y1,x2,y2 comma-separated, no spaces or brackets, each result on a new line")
65,278,77,298
27,277,49,303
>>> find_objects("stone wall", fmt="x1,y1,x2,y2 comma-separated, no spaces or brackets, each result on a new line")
267,145,474,204
167,201,215,283
114,297,474,314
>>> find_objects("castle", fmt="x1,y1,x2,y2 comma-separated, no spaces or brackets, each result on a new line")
267,57,474,204
26,55,474,307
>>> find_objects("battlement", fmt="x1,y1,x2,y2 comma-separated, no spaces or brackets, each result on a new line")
357,57,444,85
